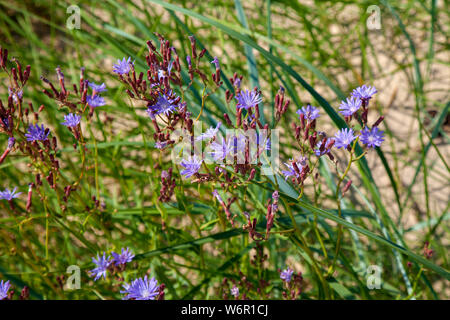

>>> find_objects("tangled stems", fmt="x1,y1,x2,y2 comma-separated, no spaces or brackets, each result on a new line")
327,137,366,277
282,197,331,299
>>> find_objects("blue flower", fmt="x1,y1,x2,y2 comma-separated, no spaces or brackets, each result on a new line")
88,82,107,93
25,124,49,142
296,105,320,121
155,141,168,149
211,56,220,69
196,122,221,141
314,139,333,157
7,137,15,149
61,113,81,128
90,252,112,281
121,276,159,300
0,187,21,200
281,159,303,180
351,85,377,101
235,90,262,109
360,127,384,148
280,267,294,283
334,128,356,149
113,57,132,75
157,61,173,81
209,138,234,162
180,155,202,178
230,285,239,298
338,97,362,117
147,92,178,116
111,247,135,266
86,95,106,108
0,280,11,300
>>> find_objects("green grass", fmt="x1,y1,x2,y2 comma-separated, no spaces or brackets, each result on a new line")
0,0,448,300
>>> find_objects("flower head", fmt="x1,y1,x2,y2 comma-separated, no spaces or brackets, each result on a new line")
25,124,49,142
230,285,239,298
88,82,107,93
111,247,135,266
61,113,81,128
0,187,21,201
281,159,303,180
334,128,356,149
0,280,11,300
90,252,112,281
314,139,334,157
86,95,106,108
280,267,294,283
147,92,178,116
121,276,159,300
7,137,15,149
351,85,377,101
113,57,132,75
8,87,23,104
155,141,168,149
338,97,362,117
180,155,202,178
296,105,320,121
157,61,173,81
360,127,384,148
196,122,221,141
209,137,234,162
211,57,220,69
235,90,262,109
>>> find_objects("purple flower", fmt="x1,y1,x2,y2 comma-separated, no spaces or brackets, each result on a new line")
155,141,168,149
281,159,303,180
90,252,112,281
61,113,81,127
147,92,178,116
7,137,15,149
255,132,271,151
86,95,106,107
0,280,11,300
121,276,159,300
113,57,132,75
296,105,320,121
0,187,22,200
196,122,221,141
280,267,294,283
334,128,356,149
351,85,377,100
8,87,23,104
25,124,49,142
211,56,220,69
209,137,234,161
360,127,384,148
157,61,173,81
235,90,262,109
186,55,192,68
111,247,135,266
180,155,202,178
234,78,241,89
88,82,107,93
230,285,239,298
338,97,362,117
314,139,333,157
